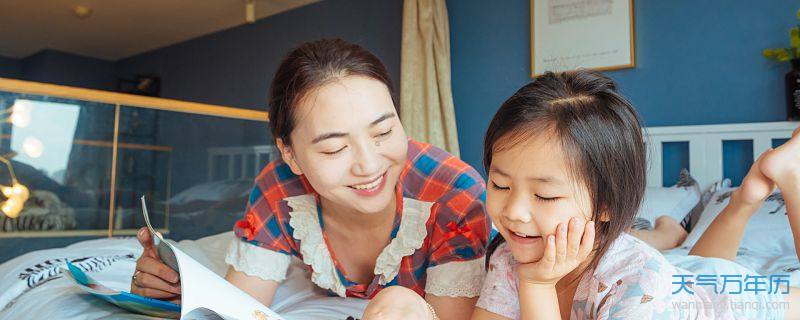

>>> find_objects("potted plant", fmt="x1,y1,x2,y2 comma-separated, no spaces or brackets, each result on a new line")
763,9,800,120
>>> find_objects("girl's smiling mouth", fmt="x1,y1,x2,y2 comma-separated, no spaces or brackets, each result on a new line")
509,230,543,244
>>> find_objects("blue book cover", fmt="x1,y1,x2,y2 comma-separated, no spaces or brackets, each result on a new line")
64,261,181,318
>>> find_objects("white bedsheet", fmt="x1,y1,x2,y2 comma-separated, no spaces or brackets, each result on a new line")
3,230,798,320
0,232,368,320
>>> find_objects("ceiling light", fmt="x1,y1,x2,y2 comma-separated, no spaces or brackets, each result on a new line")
245,0,255,24
73,5,92,19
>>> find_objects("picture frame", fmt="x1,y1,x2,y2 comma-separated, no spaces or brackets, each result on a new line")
530,0,636,77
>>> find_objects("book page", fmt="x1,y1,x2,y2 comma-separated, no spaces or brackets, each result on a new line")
141,196,180,272
140,196,284,320
184,307,233,320
171,241,284,320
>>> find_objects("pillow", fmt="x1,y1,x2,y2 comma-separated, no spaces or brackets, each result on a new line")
681,188,793,257
681,178,732,232
0,190,76,232
168,180,254,206
635,169,704,231
636,186,701,227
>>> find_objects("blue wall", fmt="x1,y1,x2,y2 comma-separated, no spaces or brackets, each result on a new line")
116,0,402,111
0,50,116,90
447,0,798,182
21,50,116,91
0,56,21,79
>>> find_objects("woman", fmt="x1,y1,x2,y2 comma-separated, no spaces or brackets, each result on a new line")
130,38,489,320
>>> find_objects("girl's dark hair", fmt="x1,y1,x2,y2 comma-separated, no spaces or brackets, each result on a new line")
268,38,396,146
484,70,647,274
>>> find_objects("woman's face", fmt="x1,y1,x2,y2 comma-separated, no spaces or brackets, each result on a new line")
486,131,593,263
279,75,408,215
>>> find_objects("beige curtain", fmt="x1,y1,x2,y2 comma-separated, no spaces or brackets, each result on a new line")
400,0,460,157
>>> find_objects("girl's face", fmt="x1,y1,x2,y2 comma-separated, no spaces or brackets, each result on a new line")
487,132,593,263
278,75,408,215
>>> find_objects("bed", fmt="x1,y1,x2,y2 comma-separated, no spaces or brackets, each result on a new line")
643,121,800,288
0,121,798,319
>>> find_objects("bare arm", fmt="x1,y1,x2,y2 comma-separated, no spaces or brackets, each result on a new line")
224,266,280,307
687,192,763,260
518,283,560,320
471,307,513,320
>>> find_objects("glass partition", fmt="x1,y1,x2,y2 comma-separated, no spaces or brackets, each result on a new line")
115,107,273,240
0,78,272,240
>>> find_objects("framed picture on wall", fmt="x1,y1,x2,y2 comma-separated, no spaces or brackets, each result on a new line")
530,0,635,77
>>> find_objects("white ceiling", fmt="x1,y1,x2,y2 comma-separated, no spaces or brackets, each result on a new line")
0,0,320,61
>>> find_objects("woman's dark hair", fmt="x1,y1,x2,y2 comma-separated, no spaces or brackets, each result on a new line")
483,70,647,274
268,38,396,146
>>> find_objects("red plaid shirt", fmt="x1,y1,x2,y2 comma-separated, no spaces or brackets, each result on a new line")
233,139,489,298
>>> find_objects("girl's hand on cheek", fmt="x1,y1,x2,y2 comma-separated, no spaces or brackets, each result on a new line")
517,217,594,286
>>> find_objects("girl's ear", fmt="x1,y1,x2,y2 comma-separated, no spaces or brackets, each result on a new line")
276,138,303,175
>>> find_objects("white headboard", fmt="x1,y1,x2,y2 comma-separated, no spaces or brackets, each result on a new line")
645,121,798,189
207,145,279,181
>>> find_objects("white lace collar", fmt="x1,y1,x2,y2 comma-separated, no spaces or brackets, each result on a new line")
285,194,433,297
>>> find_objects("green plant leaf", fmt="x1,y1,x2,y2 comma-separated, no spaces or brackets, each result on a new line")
764,48,776,58
778,48,791,61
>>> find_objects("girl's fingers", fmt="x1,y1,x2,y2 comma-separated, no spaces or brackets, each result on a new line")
541,234,557,270
556,223,567,263
567,217,582,258
578,221,595,258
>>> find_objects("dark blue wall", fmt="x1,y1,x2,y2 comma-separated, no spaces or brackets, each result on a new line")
0,55,21,79
447,0,798,183
116,0,402,111
21,50,116,91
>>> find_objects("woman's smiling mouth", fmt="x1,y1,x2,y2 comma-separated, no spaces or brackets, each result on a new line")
348,171,388,196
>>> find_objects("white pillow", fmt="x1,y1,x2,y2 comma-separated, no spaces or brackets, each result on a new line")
168,180,253,205
681,188,794,257
636,186,701,226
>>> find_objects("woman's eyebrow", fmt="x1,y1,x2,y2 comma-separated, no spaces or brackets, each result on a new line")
312,132,348,144
312,113,395,144
370,112,396,126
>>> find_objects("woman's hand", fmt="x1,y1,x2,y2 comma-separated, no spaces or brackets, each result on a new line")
130,227,182,304
362,286,435,320
516,217,594,286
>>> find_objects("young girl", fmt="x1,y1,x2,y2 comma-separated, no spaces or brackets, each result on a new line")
364,70,800,319
472,71,800,319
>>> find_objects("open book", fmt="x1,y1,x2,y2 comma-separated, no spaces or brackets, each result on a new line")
64,196,285,320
